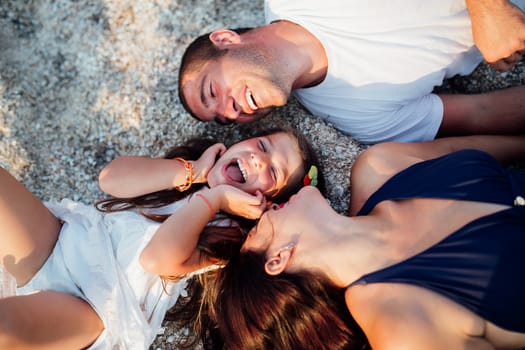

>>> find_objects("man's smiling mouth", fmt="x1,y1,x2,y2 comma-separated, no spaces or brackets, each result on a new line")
246,89,258,111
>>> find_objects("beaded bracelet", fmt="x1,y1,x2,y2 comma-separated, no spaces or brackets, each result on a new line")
174,157,193,192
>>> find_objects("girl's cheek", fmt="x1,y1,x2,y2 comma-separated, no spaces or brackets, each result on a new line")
207,169,222,187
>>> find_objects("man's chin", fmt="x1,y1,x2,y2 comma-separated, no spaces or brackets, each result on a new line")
237,110,272,123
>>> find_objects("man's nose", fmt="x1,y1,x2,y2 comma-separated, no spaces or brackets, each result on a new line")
222,96,241,120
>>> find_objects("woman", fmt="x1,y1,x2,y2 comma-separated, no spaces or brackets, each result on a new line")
0,128,321,349
213,134,525,350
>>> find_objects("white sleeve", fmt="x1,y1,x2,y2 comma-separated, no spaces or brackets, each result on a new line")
355,93,444,144
295,91,444,144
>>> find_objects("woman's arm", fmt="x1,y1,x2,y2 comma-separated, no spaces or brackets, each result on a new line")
349,135,525,215
139,185,266,277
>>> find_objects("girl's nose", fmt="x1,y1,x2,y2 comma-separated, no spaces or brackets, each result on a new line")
250,153,268,169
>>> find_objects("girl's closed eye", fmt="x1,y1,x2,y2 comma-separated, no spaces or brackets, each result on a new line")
258,139,268,152
259,139,278,183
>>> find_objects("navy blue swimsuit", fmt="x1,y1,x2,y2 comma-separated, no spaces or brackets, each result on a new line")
353,150,525,332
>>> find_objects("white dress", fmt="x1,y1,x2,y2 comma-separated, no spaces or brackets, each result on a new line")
14,194,216,349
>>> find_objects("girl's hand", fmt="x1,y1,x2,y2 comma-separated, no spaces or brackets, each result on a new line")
192,143,226,183
209,185,267,220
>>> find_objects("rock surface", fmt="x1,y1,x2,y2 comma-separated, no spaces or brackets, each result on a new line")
0,1,524,349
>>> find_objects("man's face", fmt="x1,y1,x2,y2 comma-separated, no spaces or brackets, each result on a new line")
181,46,292,124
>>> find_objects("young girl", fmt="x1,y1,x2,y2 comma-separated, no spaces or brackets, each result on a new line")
0,128,321,349
212,134,525,350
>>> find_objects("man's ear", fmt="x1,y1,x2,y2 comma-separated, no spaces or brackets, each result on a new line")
209,29,241,48
264,245,293,276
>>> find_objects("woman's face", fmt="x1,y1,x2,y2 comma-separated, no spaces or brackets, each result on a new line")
207,132,304,198
242,186,326,252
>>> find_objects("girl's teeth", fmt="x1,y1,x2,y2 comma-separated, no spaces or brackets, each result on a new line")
237,159,248,181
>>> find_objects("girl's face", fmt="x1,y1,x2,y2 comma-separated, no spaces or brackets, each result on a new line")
242,186,325,253
207,132,304,197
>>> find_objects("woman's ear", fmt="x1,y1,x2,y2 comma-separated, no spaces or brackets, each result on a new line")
209,29,241,48
264,243,294,276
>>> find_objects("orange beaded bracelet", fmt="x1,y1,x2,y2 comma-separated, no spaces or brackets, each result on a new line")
174,157,193,192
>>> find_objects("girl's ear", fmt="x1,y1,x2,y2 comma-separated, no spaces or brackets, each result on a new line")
264,243,294,276
209,29,241,48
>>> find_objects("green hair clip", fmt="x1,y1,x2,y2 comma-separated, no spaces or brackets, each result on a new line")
303,165,318,187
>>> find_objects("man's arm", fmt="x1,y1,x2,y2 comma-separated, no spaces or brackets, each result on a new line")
437,85,525,137
466,0,525,71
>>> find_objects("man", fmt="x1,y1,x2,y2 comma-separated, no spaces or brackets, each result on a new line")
179,0,525,144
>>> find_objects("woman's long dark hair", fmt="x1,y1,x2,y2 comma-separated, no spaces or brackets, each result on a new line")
169,128,326,349
95,128,324,348
211,251,370,350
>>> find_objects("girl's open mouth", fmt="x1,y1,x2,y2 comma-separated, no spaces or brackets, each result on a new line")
225,159,247,183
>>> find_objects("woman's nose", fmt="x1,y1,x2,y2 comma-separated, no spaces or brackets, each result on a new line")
270,203,281,210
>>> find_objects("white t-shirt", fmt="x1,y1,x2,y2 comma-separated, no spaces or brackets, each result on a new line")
265,0,525,143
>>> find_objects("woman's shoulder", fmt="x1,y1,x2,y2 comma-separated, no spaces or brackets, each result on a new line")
349,144,495,215
349,143,418,215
